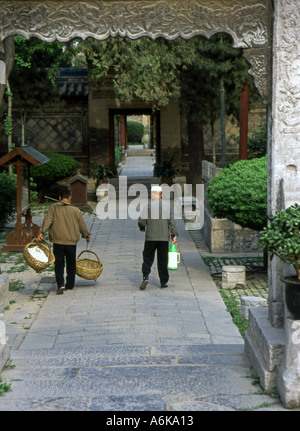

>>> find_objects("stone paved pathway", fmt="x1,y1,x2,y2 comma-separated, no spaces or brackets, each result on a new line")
0,154,289,411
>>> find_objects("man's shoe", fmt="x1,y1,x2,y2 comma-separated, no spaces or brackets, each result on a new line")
139,278,148,290
160,284,168,288
57,286,65,295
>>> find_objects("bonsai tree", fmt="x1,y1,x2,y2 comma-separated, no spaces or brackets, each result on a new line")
93,163,114,184
259,203,300,281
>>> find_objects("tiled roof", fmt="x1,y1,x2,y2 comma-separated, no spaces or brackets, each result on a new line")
56,68,88,97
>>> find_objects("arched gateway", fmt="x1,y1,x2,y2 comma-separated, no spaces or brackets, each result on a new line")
1,0,299,408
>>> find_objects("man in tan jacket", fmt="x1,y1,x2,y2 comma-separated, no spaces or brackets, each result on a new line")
37,189,91,294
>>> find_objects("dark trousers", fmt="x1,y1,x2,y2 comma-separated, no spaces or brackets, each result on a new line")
142,241,169,285
53,243,77,289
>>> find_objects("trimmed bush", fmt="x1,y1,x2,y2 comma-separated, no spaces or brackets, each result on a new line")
30,152,79,189
0,172,16,227
127,121,144,143
207,156,267,231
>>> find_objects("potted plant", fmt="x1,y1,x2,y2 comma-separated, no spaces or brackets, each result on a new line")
155,157,179,185
259,203,300,318
93,163,114,186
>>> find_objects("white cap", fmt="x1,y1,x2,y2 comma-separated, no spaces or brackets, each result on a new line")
151,185,162,192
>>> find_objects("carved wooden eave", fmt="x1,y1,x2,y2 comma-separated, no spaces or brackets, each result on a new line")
0,0,272,102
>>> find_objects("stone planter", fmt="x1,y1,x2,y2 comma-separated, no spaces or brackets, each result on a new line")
201,206,261,254
282,276,300,320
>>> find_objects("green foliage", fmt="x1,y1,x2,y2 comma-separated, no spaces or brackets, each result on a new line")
75,34,258,121
92,163,114,181
226,118,267,161
154,157,180,179
219,289,249,337
76,37,181,108
127,121,144,143
259,204,300,266
207,156,267,231
247,118,267,159
0,377,11,396
3,114,12,135
30,152,79,189
0,172,16,227
178,33,256,124
115,147,121,166
6,36,74,121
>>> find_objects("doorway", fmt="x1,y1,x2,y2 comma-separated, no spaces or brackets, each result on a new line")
109,108,160,177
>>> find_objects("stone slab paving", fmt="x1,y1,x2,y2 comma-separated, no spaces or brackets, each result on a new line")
0,156,291,411
119,154,156,177
0,211,288,411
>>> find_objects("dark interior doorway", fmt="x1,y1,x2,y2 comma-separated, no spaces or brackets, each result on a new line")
109,108,160,171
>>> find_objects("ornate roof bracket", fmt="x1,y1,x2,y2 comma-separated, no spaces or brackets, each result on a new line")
0,0,272,102
243,47,272,105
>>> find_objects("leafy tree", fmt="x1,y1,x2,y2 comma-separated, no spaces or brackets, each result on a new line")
3,36,74,145
75,34,259,175
75,36,181,108
76,34,258,123
177,34,257,123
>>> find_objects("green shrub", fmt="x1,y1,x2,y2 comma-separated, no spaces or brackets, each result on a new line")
0,172,16,227
30,152,79,189
127,121,144,143
248,119,267,159
207,156,267,231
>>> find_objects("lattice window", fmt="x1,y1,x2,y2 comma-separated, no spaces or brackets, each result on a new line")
12,116,83,153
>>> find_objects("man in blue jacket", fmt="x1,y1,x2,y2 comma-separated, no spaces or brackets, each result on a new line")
138,185,178,290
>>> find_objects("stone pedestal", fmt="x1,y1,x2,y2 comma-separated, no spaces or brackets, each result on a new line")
221,265,246,289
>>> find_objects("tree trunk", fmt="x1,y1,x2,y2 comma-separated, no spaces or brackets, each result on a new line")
239,82,249,160
0,36,15,105
187,120,204,194
6,79,13,174
220,77,226,168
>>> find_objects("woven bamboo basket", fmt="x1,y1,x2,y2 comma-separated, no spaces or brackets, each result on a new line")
76,250,104,280
23,239,55,273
